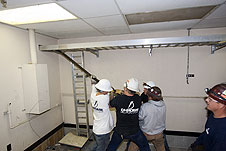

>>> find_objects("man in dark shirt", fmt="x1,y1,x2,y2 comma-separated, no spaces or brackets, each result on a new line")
107,78,150,151
190,83,226,151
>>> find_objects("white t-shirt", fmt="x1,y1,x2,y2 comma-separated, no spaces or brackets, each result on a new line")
91,85,114,135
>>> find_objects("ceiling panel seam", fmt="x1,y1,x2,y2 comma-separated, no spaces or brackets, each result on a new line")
113,0,132,33
191,4,221,29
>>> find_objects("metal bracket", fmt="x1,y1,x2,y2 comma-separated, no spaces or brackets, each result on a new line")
211,41,226,54
86,48,99,57
216,42,226,51
149,45,153,56
211,45,216,54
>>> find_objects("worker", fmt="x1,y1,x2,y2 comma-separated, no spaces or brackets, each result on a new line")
107,78,150,151
128,86,166,151
189,83,226,151
139,81,170,151
141,81,156,103
90,79,114,151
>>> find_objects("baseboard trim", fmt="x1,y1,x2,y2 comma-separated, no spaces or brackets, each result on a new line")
64,123,93,129
164,130,201,137
24,123,64,151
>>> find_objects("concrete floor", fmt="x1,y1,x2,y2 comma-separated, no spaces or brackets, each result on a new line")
46,140,188,151
46,129,188,151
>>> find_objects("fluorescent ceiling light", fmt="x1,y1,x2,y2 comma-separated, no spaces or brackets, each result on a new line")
0,3,77,25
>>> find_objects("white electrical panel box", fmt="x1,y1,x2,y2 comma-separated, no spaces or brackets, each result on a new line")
22,64,50,114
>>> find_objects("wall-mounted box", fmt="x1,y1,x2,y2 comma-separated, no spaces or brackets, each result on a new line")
21,64,50,114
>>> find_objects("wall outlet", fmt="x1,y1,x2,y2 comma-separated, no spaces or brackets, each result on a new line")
7,144,12,151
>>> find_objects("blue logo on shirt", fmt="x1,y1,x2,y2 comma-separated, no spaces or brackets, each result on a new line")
92,101,103,112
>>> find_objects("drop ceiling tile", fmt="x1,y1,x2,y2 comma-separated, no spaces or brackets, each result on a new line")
0,0,52,9
45,30,103,39
130,19,200,33
1,0,225,39
99,26,130,35
126,6,215,25
17,19,94,32
84,15,127,28
58,0,120,18
193,17,226,29
116,0,225,14
206,3,226,19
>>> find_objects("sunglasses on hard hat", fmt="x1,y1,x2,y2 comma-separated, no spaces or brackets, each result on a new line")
143,83,151,88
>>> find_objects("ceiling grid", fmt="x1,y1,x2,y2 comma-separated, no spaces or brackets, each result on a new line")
0,0,225,39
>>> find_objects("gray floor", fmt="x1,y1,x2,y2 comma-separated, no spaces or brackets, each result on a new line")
59,128,191,151
46,140,188,151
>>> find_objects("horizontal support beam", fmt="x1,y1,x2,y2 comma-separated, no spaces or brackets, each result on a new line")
40,34,226,52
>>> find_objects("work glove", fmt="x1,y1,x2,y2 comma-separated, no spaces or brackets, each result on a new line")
91,75,98,85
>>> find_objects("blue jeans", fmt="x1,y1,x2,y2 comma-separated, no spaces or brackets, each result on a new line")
163,133,170,151
92,133,110,151
126,132,170,151
107,129,151,151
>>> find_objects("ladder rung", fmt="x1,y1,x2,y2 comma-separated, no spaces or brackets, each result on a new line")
77,102,85,106
76,92,85,94
77,98,86,104
79,128,89,132
77,111,86,113
78,117,87,119
76,98,85,102
74,73,84,75
74,68,81,71
77,104,86,107
74,75,84,78
78,99,86,101
75,87,84,89
75,75,84,78
77,122,88,126
74,80,84,83
78,102,86,105
76,98,85,101
76,93,85,95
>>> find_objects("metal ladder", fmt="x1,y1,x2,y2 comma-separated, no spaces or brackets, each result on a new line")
71,51,90,137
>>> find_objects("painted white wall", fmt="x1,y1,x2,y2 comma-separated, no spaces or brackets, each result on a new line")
59,27,226,132
0,23,63,150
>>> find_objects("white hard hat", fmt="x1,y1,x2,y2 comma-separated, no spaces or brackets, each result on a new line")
95,79,112,92
143,81,155,89
124,78,139,92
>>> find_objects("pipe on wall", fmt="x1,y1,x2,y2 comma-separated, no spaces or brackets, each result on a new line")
28,29,37,64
